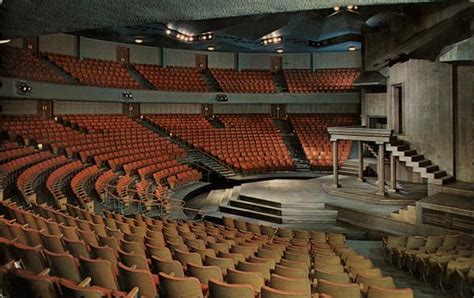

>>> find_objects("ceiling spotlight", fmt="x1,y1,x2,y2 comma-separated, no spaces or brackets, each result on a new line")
334,6,340,11
189,37,194,41
277,37,282,42
263,40,268,45
16,82,32,93
276,48,284,53
176,34,181,39
272,37,278,43
208,34,212,39
354,5,358,9
165,29,171,35
0,39,11,44
184,37,189,42
208,46,215,51
134,38,143,44
202,36,207,40
347,5,354,10
348,45,357,51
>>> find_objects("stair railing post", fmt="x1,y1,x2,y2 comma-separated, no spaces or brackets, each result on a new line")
332,140,340,188
388,152,398,193
357,141,365,182
376,143,386,196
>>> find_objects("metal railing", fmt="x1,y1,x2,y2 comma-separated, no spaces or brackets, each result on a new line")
102,179,205,221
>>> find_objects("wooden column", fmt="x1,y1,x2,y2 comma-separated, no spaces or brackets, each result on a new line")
332,140,340,188
357,141,365,182
376,143,386,196
389,153,398,192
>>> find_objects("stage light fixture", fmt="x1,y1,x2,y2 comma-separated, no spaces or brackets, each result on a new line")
334,6,340,11
272,37,278,43
348,45,357,51
202,36,207,40
207,46,215,51
165,29,171,35
347,5,354,10
276,48,284,53
122,92,134,100
134,38,143,44
16,82,32,93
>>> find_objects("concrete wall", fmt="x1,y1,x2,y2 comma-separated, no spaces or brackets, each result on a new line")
213,104,271,114
79,37,161,64
455,65,474,182
287,103,359,114
163,48,234,68
39,34,78,56
141,103,201,114
7,39,23,48
283,53,311,69
239,53,271,70
54,101,122,114
387,59,454,176
361,92,387,125
313,51,361,70
0,99,37,114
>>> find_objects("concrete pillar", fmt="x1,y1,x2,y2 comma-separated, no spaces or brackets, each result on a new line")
389,153,397,192
376,143,386,196
332,140,340,188
357,141,365,182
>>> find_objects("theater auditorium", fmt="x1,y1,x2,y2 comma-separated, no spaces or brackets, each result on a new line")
0,0,472,297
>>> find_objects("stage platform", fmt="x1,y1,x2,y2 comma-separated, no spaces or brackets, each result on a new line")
323,176,427,205
186,175,425,236
229,171,325,182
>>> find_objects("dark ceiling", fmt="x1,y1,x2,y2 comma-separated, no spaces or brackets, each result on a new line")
0,0,449,53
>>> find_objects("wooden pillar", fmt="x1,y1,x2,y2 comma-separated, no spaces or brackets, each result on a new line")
357,141,365,182
376,143,386,196
332,140,340,188
389,153,398,192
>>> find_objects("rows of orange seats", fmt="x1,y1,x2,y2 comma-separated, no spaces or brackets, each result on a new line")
47,160,86,208
289,114,358,169
146,114,294,174
134,64,208,92
284,68,360,93
46,53,142,89
0,46,67,84
210,69,276,93
70,165,103,210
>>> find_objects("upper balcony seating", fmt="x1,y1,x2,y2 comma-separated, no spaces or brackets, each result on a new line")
284,68,360,93
210,69,276,93
46,53,142,89
0,45,67,84
289,114,358,169
134,64,208,92
146,114,294,174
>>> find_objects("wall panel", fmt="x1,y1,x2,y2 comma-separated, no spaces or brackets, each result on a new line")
313,51,361,69
39,34,77,56
283,53,311,69
239,53,270,70
213,104,271,114
141,103,201,114
54,101,122,114
8,39,24,48
287,104,359,114
0,99,37,114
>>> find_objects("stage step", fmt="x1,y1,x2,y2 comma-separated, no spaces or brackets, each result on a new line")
229,199,282,216
219,205,282,224
239,195,282,208
386,137,455,185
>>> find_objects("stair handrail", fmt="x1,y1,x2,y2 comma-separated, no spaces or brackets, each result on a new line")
185,149,235,173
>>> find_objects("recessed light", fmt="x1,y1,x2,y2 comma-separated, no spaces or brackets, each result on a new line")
334,6,340,11
208,46,215,51
165,29,171,35
0,39,11,44
263,40,268,45
134,38,143,44
189,37,194,41
348,45,357,51
202,36,207,40
272,37,278,43
277,37,282,42
276,49,284,53
208,34,212,39
347,5,354,10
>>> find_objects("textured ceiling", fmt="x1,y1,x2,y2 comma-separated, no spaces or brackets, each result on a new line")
0,0,443,39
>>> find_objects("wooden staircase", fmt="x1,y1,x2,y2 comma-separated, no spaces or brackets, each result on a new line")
386,137,455,186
